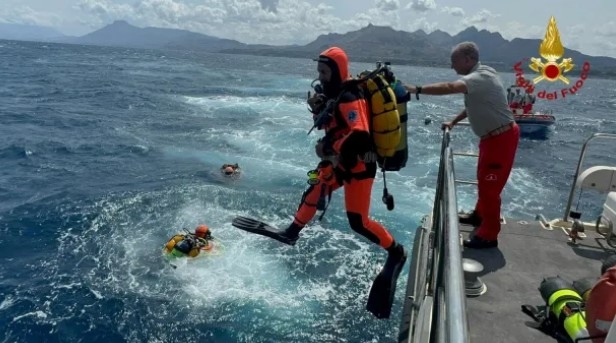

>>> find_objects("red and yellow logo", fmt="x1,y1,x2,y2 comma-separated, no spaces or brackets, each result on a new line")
529,16,574,84
513,16,590,100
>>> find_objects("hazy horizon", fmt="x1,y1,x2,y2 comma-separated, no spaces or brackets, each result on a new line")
1,1,615,58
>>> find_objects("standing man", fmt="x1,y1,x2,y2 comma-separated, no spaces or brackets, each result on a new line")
510,88,523,112
522,91,536,114
404,41,519,249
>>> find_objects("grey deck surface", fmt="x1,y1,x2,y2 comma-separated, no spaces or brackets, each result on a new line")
461,219,615,343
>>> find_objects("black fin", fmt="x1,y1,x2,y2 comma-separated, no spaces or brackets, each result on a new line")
366,247,407,319
232,216,297,246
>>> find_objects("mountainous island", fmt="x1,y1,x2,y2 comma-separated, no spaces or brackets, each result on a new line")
2,20,616,78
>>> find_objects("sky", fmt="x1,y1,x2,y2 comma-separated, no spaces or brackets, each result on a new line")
1,0,615,58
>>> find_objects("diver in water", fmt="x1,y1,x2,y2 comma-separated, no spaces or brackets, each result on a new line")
163,225,214,258
220,163,240,177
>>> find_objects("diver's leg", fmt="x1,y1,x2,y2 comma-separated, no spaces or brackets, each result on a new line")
342,162,400,252
343,162,406,319
344,177,396,249
283,166,341,242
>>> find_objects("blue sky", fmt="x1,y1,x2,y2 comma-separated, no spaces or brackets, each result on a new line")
1,0,615,57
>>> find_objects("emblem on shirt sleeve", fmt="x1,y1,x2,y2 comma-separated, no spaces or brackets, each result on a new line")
347,110,357,122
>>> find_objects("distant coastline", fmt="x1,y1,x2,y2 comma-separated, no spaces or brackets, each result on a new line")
2,20,616,79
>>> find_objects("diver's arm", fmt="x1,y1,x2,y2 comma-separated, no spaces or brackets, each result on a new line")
331,92,370,154
331,110,371,169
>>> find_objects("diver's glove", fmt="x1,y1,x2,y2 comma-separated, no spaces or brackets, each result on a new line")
313,99,335,129
307,99,336,135
307,93,327,114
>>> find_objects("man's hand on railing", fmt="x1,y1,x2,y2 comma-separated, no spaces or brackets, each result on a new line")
442,121,454,130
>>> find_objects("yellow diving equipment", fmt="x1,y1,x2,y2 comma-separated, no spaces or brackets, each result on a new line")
539,276,589,342
364,74,401,162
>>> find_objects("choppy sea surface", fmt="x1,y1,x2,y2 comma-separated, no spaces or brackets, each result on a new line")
1,39,615,342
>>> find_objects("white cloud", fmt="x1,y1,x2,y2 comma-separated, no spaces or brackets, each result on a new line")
399,16,437,33
461,9,497,26
76,0,136,28
354,10,394,28
441,6,464,17
73,0,324,44
71,0,412,45
0,6,63,27
258,0,279,12
406,0,436,12
563,22,616,57
498,21,543,40
3,1,613,58
376,0,400,12
593,20,616,37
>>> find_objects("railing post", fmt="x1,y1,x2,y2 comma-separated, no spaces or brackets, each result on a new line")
562,133,616,221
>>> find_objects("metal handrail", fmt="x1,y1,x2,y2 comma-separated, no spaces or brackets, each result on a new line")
455,180,479,185
428,128,469,343
443,145,469,342
402,124,473,343
562,133,616,221
453,152,479,157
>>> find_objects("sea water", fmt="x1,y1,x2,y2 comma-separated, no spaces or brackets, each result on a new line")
1,39,615,342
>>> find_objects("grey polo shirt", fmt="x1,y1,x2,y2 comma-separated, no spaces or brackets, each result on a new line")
459,62,514,137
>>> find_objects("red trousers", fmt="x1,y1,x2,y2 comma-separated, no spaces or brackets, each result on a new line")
474,124,520,240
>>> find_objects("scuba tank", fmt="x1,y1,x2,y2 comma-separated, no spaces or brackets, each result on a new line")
382,78,410,171
188,246,200,258
165,235,184,252
539,276,590,342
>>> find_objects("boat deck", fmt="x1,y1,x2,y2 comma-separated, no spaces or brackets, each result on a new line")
460,218,615,343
